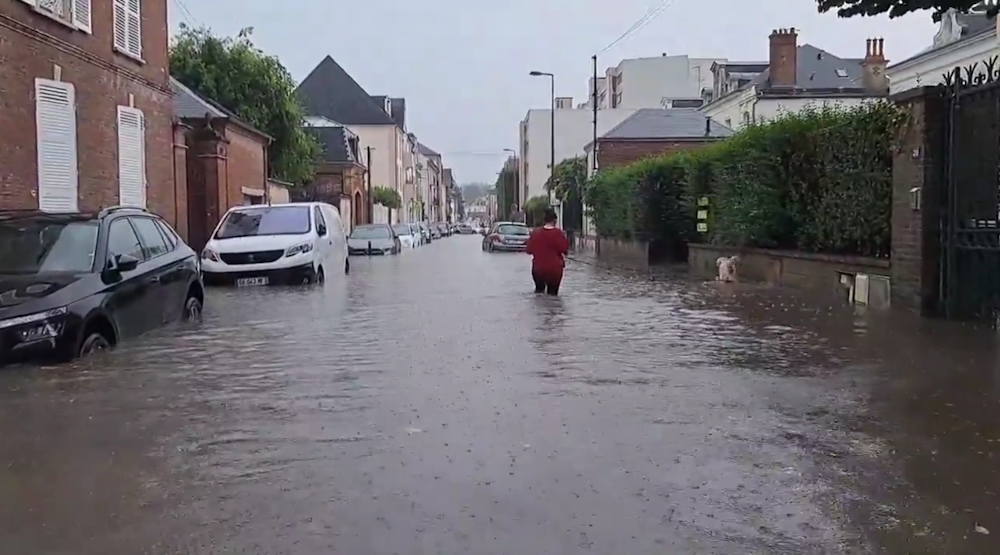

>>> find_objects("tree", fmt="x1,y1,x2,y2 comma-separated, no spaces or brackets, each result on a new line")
545,157,587,231
523,195,550,227
169,25,320,184
371,186,402,221
816,0,994,20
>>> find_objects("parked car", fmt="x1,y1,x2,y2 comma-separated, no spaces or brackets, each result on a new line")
456,223,474,234
482,222,530,252
348,224,401,255
429,223,443,240
436,222,451,237
410,223,426,245
392,223,418,249
0,206,204,364
201,202,348,286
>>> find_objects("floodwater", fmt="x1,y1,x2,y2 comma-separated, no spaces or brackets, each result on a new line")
0,235,998,554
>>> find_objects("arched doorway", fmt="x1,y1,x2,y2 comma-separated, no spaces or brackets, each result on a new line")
354,191,363,226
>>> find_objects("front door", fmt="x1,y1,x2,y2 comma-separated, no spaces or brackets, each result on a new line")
103,219,159,339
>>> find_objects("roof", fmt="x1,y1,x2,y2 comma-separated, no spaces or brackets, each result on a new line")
417,142,439,156
307,126,360,164
891,11,994,69
750,44,863,90
598,108,733,141
295,56,397,126
170,77,272,139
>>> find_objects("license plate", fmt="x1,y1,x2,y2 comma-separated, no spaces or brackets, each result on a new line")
236,277,268,287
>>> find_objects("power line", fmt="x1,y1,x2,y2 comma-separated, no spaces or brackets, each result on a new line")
171,0,198,27
599,0,678,54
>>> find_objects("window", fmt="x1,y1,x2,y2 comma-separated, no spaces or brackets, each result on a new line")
35,79,78,213
313,206,327,232
129,217,168,259
152,219,178,250
835,68,848,78
19,0,91,32
117,106,146,207
113,0,141,60
215,206,311,239
106,219,143,262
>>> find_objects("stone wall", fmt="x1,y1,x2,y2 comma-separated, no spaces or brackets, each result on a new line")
595,237,649,270
689,244,890,295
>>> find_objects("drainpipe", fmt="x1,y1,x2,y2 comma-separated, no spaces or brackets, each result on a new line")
264,136,272,205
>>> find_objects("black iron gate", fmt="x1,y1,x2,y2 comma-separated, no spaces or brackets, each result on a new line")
941,57,1000,322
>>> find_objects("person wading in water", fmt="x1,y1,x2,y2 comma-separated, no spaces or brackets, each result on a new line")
525,209,569,295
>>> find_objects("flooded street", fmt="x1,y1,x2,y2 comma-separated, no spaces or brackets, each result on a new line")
1,235,998,554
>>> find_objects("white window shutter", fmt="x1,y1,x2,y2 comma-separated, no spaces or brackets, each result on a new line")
126,0,141,58
35,79,79,213
112,0,127,52
72,0,91,33
117,106,146,208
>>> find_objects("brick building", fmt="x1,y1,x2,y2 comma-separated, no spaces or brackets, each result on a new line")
170,77,271,250
297,124,367,232
585,108,733,170
0,0,174,222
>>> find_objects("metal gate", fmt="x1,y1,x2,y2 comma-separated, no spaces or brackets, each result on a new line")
941,57,1000,322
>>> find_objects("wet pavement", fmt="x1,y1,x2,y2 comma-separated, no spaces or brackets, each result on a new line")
1,235,999,554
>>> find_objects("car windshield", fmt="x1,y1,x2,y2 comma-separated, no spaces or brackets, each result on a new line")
351,226,390,239
392,224,412,235
0,219,99,274
498,224,528,235
215,206,311,239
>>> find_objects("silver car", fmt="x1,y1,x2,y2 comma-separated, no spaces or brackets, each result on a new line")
483,222,530,252
348,224,401,255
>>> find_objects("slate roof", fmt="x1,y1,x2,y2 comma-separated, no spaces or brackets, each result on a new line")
750,44,862,90
599,109,733,141
170,77,271,139
417,142,439,156
307,126,359,164
296,56,397,126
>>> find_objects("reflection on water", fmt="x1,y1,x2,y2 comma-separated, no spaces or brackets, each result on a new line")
0,240,997,554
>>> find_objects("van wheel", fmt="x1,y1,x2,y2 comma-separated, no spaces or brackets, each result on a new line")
314,267,325,284
344,258,350,274
79,332,111,358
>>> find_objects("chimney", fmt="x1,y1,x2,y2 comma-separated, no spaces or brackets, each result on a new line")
555,97,573,109
860,37,888,94
768,27,798,87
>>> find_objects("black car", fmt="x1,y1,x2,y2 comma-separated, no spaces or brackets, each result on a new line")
0,206,204,365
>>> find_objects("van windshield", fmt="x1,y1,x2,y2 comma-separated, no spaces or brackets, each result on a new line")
215,206,311,239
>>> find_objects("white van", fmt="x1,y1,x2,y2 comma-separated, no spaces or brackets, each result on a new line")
201,202,348,286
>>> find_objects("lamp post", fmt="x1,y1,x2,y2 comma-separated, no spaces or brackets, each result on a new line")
529,70,555,206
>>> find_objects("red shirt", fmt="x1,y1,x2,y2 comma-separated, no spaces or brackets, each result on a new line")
526,226,569,275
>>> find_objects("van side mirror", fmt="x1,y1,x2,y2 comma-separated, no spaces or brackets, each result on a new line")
317,224,327,236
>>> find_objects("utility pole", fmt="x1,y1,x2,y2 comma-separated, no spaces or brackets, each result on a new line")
592,55,598,175
365,146,374,223
549,75,555,197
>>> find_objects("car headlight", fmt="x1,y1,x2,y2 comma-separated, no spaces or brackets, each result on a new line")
201,248,220,262
285,242,314,257
0,307,68,342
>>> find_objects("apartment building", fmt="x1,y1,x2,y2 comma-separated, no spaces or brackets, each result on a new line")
580,54,722,110
0,0,174,222
417,142,442,222
518,102,637,202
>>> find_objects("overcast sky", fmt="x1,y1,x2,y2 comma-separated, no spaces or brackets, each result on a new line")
169,0,938,184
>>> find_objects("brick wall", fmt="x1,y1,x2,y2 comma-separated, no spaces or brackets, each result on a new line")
0,1,173,220
596,138,719,169
889,87,945,314
224,123,267,204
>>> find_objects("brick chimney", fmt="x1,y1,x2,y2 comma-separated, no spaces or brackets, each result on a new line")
768,28,798,87
861,38,888,94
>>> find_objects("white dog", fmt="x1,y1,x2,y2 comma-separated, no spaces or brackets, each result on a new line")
716,255,740,282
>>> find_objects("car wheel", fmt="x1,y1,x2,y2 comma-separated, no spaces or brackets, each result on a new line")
183,295,203,322
79,332,111,358
315,267,325,284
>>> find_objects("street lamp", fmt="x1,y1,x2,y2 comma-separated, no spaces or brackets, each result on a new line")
529,70,555,206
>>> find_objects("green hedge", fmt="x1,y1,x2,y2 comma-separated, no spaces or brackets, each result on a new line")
585,102,904,258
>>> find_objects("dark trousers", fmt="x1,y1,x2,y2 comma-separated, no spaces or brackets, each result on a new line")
532,271,561,295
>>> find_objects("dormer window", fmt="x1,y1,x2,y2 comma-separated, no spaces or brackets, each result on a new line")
835,68,848,77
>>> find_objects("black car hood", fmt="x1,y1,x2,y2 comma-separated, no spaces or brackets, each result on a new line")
0,274,85,316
